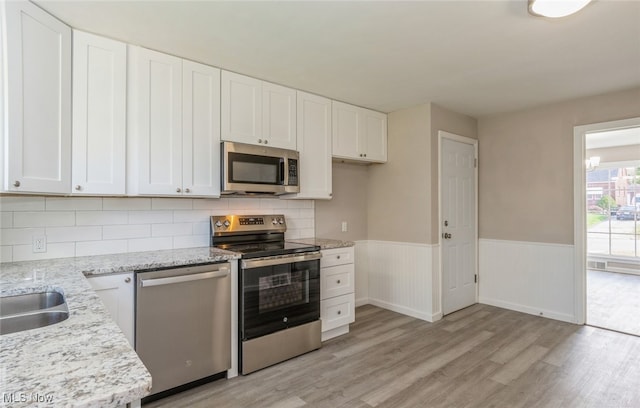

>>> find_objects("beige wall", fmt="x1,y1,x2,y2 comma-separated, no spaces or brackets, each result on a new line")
430,103,478,243
478,87,640,245
367,104,432,243
315,162,368,241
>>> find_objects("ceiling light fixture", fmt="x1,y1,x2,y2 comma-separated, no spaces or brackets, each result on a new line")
528,0,593,18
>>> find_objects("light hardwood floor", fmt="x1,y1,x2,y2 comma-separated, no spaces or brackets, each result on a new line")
588,269,640,336
146,305,640,407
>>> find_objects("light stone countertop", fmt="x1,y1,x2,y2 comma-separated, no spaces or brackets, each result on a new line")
288,238,355,250
0,247,239,408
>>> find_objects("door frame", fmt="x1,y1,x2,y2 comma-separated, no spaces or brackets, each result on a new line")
438,130,479,316
572,116,640,325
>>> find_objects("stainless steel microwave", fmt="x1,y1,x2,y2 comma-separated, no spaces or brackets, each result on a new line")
221,141,300,195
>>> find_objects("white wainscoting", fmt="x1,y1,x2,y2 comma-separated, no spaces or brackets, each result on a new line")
478,238,576,323
357,240,439,322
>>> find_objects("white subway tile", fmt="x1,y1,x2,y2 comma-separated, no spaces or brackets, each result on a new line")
280,209,300,219
103,224,150,240
128,237,173,252
46,197,102,211
299,228,315,239
13,243,75,262
76,240,127,257
192,198,228,210
76,211,128,226
0,246,12,263
173,210,212,223
227,197,262,210
287,200,313,209
0,212,13,228
260,198,287,209
192,221,210,235
103,197,151,211
14,212,75,228
0,196,45,212
299,209,314,219
0,228,45,245
288,218,314,229
173,235,209,249
211,209,230,216
152,198,193,210
152,223,192,237
285,230,301,240
46,226,102,243
128,210,173,224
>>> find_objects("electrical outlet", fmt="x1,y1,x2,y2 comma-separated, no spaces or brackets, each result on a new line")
33,235,47,253
341,221,348,232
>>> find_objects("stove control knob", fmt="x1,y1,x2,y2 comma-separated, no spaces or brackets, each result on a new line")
215,221,223,228
278,218,284,224
223,220,231,227
272,218,279,225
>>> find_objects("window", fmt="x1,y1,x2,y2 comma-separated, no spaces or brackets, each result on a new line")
587,166,640,258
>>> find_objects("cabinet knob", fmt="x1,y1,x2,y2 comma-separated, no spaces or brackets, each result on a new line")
258,139,263,144
13,180,20,188
337,279,341,284
185,188,191,193
124,277,131,283
337,255,341,259
176,188,182,193
75,185,82,191
364,153,367,157
337,310,342,315
264,140,268,145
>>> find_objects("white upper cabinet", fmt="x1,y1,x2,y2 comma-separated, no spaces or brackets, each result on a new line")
221,71,296,150
262,82,296,150
182,60,221,197
289,91,332,200
128,46,221,197
127,45,183,195
332,101,387,163
2,1,71,193
72,30,126,195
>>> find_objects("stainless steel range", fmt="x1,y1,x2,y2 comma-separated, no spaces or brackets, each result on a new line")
210,214,322,374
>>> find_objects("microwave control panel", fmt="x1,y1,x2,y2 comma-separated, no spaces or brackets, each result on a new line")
288,159,298,186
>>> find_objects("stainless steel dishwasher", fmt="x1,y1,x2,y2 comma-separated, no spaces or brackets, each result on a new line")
135,262,231,398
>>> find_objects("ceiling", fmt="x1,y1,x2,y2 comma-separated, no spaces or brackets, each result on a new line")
35,0,640,118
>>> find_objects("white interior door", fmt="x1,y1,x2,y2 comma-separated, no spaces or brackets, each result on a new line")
441,133,478,315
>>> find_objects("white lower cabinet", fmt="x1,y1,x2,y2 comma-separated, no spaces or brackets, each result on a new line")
86,273,135,347
320,247,355,341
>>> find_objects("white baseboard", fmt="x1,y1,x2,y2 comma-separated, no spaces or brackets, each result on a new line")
479,297,575,323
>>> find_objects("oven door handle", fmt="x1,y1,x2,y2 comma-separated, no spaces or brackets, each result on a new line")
241,252,322,269
140,268,230,288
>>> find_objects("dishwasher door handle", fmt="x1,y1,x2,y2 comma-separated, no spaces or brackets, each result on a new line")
140,268,230,288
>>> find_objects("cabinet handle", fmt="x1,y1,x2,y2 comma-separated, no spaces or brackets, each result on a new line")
75,185,82,191
258,139,263,144
124,277,131,283
264,140,268,145
337,280,341,284
13,181,20,188
337,310,342,315
337,255,341,259
185,188,191,193
364,153,367,157
176,188,182,193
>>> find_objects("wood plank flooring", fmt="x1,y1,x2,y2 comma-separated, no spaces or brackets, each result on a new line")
588,269,640,336
146,305,640,407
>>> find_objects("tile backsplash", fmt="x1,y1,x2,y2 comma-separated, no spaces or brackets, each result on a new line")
0,196,314,263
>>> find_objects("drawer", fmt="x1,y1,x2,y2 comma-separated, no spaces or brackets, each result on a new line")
321,264,354,300
321,247,354,268
321,293,355,332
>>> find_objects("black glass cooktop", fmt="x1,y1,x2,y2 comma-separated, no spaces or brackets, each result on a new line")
214,240,320,259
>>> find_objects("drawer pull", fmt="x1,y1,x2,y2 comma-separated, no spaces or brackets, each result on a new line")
337,310,342,315
337,280,341,284
337,255,341,259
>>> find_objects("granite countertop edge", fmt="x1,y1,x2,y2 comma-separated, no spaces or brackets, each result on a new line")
0,246,239,408
288,237,355,250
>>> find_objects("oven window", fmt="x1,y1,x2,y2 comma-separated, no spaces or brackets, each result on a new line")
229,152,282,184
258,271,308,313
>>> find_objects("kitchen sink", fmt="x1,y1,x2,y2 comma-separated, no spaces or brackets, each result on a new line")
0,291,69,335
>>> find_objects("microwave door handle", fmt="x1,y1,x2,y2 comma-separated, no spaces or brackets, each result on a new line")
280,158,286,186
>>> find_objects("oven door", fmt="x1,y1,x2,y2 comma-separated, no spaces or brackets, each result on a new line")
240,252,321,340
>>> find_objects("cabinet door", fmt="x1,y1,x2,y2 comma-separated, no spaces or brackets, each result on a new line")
321,293,355,332
3,1,71,193
221,71,262,145
362,109,387,163
72,31,126,195
331,101,361,160
87,273,135,347
128,46,183,195
182,60,221,197
289,91,332,199
262,82,296,150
